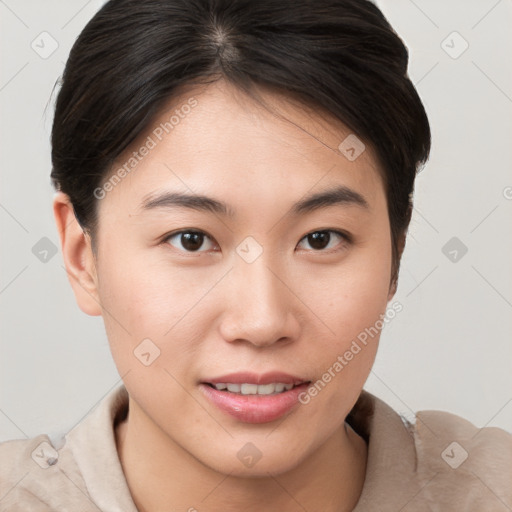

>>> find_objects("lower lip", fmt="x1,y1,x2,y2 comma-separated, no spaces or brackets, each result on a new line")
199,383,310,424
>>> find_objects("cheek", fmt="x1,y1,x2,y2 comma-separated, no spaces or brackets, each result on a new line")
297,242,393,424
96,216,392,371
302,229,393,380
315,238,392,341
95,243,218,371
342,257,392,333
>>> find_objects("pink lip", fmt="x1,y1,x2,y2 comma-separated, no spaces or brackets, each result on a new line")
199,372,310,424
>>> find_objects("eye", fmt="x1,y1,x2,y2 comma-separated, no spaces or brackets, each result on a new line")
163,230,218,253
162,228,350,254
297,230,350,252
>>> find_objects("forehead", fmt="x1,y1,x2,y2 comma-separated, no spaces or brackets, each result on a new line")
99,79,385,215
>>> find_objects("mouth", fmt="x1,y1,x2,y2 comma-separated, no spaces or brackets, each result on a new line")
204,382,307,395
199,372,311,424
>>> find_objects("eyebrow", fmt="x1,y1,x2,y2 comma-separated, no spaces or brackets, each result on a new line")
140,184,369,218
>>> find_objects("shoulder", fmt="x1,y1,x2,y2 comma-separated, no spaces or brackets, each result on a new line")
0,433,50,468
352,391,512,511
411,408,512,509
0,433,95,511
0,384,133,511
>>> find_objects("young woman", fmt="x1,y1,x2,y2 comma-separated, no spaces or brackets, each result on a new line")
1,0,510,510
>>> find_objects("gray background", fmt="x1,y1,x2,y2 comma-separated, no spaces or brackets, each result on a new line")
1,0,511,443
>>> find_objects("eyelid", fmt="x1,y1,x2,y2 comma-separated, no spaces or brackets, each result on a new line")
162,228,352,254
162,229,218,253
296,229,352,253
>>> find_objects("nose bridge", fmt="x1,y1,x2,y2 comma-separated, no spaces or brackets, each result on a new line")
221,247,294,346
238,255,283,310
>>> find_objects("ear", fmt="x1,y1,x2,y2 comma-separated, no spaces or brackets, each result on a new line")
53,192,102,316
387,229,407,302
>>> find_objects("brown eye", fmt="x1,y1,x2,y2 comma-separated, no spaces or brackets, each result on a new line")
164,230,216,253
297,230,349,252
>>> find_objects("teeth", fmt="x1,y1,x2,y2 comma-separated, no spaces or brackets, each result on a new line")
252,384,274,395
241,383,258,394
213,382,297,395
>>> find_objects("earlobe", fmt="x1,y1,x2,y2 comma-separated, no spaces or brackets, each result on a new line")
53,192,102,316
387,278,398,302
387,229,407,302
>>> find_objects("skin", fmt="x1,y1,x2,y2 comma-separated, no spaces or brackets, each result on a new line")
54,79,404,512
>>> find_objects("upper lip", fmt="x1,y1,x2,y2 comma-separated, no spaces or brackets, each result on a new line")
203,372,309,386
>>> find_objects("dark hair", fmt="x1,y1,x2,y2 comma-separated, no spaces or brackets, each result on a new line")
51,0,431,285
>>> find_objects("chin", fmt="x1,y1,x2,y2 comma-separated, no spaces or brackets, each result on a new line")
195,438,309,478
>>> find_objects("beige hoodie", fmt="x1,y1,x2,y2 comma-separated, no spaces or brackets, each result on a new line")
0,384,510,511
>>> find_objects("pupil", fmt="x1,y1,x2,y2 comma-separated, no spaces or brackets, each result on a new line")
308,231,329,250
182,232,203,251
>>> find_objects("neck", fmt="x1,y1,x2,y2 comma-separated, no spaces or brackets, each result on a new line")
115,397,367,512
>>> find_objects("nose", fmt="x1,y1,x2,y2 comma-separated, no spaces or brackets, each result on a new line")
218,254,300,348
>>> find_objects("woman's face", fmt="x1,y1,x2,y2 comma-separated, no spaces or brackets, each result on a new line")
87,80,395,475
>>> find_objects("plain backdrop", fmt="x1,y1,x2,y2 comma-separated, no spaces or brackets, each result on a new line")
1,0,511,443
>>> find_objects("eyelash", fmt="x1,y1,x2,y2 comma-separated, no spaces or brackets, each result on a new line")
161,228,352,255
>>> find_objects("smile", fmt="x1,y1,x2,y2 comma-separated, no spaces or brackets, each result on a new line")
200,372,311,423
208,382,298,395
